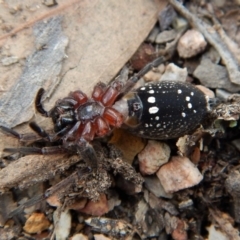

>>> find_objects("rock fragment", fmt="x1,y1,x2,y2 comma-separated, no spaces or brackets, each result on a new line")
156,29,177,44
177,29,207,58
193,58,240,92
159,63,187,82
79,194,109,216
23,212,51,234
54,209,71,240
138,140,170,175
156,156,203,193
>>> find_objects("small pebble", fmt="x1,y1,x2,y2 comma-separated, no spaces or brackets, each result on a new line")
143,69,162,82
171,218,188,240
177,29,207,58
158,5,177,31
79,194,109,216
138,140,170,175
207,224,229,240
144,175,173,198
216,89,232,101
54,209,71,240
143,64,165,82
196,85,215,98
130,43,156,71
1,56,18,66
46,195,61,207
157,156,203,193
135,200,148,223
172,16,188,30
194,58,240,92
155,29,177,44
178,199,193,209
159,63,187,82
147,26,160,42
71,233,88,240
202,47,221,64
42,0,57,7
68,198,87,211
23,212,51,234
94,234,112,240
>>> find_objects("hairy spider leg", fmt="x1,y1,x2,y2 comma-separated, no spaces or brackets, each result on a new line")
29,122,72,142
0,125,71,156
1,127,99,171
3,145,68,155
0,125,42,142
29,121,49,139
76,140,99,170
118,56,167,99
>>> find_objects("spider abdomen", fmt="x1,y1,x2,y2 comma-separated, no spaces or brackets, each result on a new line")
122,81,210,139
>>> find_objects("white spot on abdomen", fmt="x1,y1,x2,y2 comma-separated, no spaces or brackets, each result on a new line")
182,112,186,117
148,96,156,103
149,106,159,114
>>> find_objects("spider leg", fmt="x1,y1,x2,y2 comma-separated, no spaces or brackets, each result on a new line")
119,56,167,97
0,125,42,142
72,140,99,170
29,122,72,142
3,145,68,155
29,122,49,139
0,124,71,143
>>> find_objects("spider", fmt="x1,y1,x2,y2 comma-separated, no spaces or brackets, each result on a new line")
0,56,213,171
0,55,217,222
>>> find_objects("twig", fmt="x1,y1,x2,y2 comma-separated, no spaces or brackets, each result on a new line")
169,0,240,85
